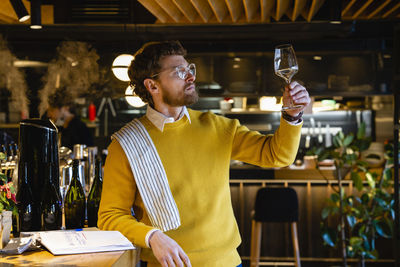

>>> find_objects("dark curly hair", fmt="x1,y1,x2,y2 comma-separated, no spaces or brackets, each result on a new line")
48,87,77,115
127,41,186,107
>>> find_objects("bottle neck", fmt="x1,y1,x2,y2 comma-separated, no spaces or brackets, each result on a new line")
72,164,80,182
94,162,102,182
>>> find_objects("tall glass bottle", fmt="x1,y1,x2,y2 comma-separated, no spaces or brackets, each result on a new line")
64,159,86,229
87,157,103,227
41,163,62,230
16,162,40,232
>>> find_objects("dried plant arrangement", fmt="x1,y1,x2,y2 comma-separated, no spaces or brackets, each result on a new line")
0,34,29,118
39,41,100,115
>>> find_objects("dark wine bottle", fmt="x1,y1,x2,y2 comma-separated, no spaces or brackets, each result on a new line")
87,157,103,227
64,159,86,229
41,163,62,230
16,162,40,232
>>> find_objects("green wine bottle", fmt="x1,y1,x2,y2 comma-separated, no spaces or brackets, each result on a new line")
87,157,103,227
41,163,62,230
16,162,40,232
64,159,86,229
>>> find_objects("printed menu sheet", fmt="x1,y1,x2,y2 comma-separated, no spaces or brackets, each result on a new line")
39,230,135,255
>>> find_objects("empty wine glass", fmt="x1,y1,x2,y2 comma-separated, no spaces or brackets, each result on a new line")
274,44,302,110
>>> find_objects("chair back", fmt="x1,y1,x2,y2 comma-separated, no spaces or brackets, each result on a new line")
254,187,298,223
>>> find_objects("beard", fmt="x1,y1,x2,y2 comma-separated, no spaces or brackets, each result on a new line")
162,84,199,107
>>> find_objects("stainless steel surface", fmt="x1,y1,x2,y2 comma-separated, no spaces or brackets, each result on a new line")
73,144,86,160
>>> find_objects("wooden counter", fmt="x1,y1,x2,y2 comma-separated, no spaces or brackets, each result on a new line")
0,248,139,266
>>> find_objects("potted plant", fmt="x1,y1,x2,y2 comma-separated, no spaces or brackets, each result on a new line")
0,152,17,248
311,124,394,267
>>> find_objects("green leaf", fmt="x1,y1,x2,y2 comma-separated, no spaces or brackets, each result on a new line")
366,172,376,189
362,235,370,251
331,206,339,215
359,139,372,152
322,228,337,247
318,151,330,162
357,123,366,139
365,250,378,259
331,193,340,203
333,135,342,148
383,168,392,181
0,193,6,203
374,197,388,209
346,215,357,228
345,153,357,164
346,196,354,206
350,236,363,247
361,193,369,204
371,238,375,250
0,152,5,161
374,219,392,238
351,171,363,191
358,224,366,236
343,134,354,147
321,206,331,220
0,173,7,183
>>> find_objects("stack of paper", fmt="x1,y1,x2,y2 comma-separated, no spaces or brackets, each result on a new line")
39,230,135,255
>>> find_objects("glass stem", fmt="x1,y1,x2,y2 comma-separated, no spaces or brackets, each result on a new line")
287,79,293,108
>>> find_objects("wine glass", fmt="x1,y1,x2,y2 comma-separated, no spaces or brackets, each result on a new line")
274,44,302,110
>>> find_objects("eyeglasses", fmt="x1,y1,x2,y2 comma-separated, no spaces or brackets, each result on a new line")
151,63,196,80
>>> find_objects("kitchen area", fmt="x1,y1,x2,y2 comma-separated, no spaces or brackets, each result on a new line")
0,0,399,266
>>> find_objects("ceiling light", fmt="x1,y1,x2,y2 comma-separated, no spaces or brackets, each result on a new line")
313,56,322,60
9,0,30,22
112,54,134,82
30,0,42,30
329,0,342,24
125,86,145,108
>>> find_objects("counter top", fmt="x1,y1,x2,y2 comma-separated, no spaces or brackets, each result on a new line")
0,248,139,267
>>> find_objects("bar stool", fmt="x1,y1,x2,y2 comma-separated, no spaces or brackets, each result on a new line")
250,187,301,267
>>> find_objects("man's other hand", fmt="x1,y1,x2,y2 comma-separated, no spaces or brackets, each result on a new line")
149,230,192,267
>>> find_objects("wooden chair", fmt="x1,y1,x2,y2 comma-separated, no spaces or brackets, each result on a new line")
250,187,301,267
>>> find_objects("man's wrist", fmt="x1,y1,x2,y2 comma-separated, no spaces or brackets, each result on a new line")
281,111,303,122
146,229,161,248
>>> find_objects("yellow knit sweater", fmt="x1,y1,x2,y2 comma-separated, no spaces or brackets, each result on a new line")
98,109,302,267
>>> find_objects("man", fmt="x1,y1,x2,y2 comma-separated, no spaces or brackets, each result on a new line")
98,41,310,267
44,90,94,149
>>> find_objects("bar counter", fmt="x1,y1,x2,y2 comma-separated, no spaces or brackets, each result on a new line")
0,248,139,266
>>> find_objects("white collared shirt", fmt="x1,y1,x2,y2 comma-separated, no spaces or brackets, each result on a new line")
146,105,191,132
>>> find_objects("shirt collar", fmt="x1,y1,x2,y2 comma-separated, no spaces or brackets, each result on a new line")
146,105,191,132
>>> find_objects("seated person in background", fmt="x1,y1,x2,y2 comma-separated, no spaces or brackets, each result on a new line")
44,90,94,150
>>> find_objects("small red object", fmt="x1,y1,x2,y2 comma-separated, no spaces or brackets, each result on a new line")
88,102,96,121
